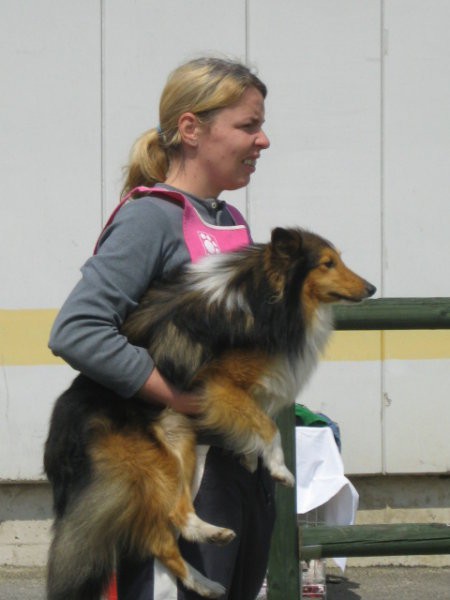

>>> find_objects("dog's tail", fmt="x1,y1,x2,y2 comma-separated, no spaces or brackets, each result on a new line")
46,472,127,600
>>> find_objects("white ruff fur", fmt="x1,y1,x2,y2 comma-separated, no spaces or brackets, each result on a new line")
296,304,334,395
187,255,251,313
253,304,334,416
243,304,334,481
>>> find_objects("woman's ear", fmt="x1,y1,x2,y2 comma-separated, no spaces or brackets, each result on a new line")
177,112,200,148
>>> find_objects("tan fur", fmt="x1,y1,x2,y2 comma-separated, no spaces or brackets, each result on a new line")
195,351,278,453
48,410,231,598
302,246,373,322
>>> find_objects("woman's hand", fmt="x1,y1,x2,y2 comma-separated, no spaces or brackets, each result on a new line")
137,367,201,415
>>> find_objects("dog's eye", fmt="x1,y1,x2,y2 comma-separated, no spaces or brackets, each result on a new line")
323,259,335,269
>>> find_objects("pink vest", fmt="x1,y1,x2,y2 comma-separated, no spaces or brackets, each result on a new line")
101,186,251,600
95,186,251,261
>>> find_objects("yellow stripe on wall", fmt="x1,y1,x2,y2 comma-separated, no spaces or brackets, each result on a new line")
381,330,450,361
0,309,63,366
1,309,449,366
324,330,450,362
324,331,382,361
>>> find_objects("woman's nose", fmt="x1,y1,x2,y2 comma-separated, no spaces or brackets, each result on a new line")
257,129,270,149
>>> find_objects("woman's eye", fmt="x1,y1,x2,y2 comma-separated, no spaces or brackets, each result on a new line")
241,122,259,132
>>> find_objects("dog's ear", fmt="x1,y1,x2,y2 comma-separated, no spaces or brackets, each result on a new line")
271,228,303,259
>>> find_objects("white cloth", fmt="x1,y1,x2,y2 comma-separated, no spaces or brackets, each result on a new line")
295,426,359,570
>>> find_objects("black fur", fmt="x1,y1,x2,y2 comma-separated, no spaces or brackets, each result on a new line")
44,375,161,518
43,227,348,599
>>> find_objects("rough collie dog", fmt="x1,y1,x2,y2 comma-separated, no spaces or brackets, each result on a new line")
44,227,375,599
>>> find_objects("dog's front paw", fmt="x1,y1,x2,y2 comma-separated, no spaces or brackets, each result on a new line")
207,527,236,546
269,465,295,487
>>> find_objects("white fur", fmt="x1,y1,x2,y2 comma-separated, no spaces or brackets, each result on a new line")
250,305,333,417
239,304,334,483
183,563,226,598
187,255,252,314
263,430,295,486
239,451,259,473
182,512,235,545
295,304,334,395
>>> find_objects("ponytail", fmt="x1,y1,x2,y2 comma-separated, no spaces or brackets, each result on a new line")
121,128,169,198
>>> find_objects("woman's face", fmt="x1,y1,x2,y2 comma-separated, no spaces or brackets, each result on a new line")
195,86,270,197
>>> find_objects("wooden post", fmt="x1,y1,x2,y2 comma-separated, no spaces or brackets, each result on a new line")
267,406,300,599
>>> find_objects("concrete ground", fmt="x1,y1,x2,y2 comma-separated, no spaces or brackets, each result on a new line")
1,566,450,599
326,566,450,599
0,567,46,600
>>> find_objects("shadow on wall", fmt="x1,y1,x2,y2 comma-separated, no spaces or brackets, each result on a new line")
350,475,450,512
2,475,450,522
0,483,53,521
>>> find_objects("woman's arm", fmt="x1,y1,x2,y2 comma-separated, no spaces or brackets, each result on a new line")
137,368,201,414
49,198,192,404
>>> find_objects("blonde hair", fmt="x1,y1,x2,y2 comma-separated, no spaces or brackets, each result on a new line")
122,57,267,197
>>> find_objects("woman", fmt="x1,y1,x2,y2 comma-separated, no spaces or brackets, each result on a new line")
49,57,273,599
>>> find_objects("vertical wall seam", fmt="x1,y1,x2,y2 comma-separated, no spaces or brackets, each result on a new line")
245,0,250,63
380,0,387,474
380,1,386,301
100,0,105,226
244,0,251,225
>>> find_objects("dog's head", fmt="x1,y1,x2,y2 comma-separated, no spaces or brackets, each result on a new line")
268,227,376,307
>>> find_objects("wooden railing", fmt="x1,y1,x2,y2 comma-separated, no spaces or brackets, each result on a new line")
267,297,450,600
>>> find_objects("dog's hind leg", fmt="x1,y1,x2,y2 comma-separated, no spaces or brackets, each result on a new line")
150,528,227,598
157,411,236,546
170,490,236,546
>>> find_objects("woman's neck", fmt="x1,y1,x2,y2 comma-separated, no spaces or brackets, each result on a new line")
164,161,221,200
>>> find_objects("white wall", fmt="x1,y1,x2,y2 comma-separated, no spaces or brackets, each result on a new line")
381,0,450,473
250,0,384,474
1,0,449,479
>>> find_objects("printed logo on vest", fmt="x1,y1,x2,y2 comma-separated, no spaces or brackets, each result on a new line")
198,231,221,255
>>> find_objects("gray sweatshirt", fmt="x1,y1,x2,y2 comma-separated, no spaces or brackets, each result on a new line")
49,187,235,398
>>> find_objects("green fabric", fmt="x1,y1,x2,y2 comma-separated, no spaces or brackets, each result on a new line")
294,404,329,427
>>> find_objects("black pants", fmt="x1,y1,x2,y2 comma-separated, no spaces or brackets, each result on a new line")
117,446,276,600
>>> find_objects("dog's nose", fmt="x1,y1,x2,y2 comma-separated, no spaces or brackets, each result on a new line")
365,282,377,297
